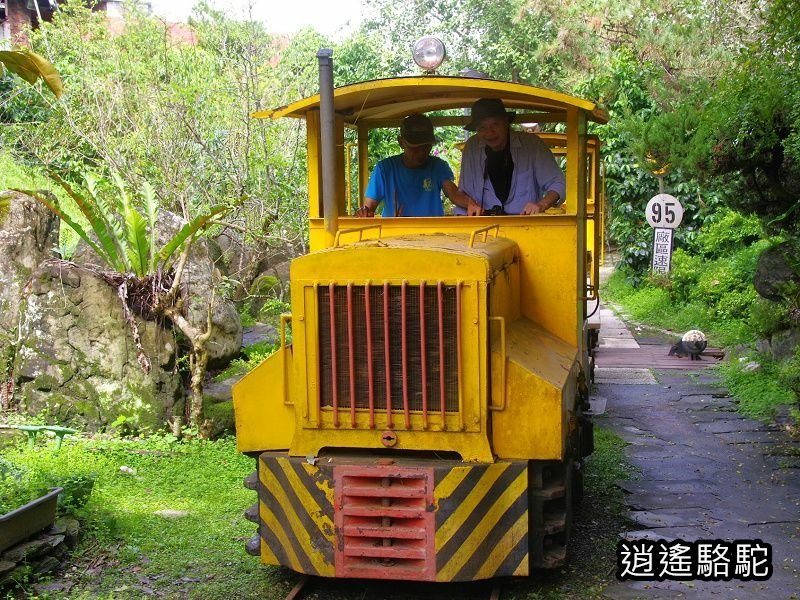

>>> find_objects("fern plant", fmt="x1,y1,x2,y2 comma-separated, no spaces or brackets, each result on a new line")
17,172,226,277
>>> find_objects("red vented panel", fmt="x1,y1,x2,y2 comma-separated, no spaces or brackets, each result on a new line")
334,465,435,580
318,283,460,429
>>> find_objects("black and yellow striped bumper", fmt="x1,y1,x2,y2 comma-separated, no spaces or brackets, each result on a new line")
250,453,539,582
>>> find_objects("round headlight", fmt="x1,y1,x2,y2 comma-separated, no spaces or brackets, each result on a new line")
413,37,446,72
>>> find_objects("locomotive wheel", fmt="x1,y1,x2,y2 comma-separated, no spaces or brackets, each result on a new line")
572,459,585,506
528,459,574,570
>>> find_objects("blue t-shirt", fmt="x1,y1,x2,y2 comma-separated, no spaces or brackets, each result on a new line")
365,155,454,217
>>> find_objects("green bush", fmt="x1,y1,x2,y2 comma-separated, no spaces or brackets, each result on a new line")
749,298,791,338
667,249,704,303
712,319,753,348
601,267,636,302
713,288,759,321
214,339,280,382
779,346,800,399
622,286,673,323
602,265,753,347
257,298,290,322
0,458,33,514
683,243,766,321
691,208,763,258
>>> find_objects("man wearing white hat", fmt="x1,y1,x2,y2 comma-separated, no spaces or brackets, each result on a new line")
454,98,566,216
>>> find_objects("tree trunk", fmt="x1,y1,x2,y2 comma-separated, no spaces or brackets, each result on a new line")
188,343,210,436
159,249,215,438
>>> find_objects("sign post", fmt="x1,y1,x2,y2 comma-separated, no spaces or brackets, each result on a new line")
645,193,683,274
652,228,673,273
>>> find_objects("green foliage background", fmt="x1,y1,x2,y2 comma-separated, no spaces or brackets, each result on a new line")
3,0,793,272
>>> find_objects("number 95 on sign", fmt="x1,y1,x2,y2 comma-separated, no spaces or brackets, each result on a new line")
646,194,684,229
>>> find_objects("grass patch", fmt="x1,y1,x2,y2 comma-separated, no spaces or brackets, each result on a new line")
603,270,691,328
584,425,638,492
718,355,797,421
2,434,289,599
602,270,749,345
603,266,799,424
3,427,634,599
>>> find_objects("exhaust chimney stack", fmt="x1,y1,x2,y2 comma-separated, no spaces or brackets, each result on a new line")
317,48,337,241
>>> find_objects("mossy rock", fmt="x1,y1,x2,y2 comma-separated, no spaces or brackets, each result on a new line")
249,274,280,296
246,274,281,318
203,399,235,439
754,242,800,301
32,373,60,392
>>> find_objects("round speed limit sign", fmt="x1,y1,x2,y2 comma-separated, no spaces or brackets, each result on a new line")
646,194,684,229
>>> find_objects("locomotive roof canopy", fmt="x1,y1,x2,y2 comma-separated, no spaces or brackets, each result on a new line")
252,76,609,126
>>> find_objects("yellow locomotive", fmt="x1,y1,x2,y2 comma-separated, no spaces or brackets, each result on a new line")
233,49,607,581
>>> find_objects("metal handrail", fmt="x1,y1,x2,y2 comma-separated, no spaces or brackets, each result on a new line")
468,224,500,248
488,316,507,412
280,313,294,406
334,224,383,247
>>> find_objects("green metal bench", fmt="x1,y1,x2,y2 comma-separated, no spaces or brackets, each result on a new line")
1,424,78,451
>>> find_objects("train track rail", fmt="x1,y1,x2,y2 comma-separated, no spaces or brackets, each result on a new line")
283,575,508,600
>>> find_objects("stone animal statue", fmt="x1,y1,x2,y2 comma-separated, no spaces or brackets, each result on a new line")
668,329,707,360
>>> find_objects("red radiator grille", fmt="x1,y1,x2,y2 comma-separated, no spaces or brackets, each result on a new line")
334,466,435,580
317,282,461,428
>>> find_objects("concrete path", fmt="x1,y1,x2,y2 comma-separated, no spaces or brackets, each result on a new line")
590,285,800,599
593,302,658,385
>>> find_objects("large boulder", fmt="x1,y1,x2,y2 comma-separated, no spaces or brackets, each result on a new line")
2,191,242,429
770,328,800,362
1,191,60,409
212,228,252,281
0,191,59,339
14,261,180,431
71,209,243,369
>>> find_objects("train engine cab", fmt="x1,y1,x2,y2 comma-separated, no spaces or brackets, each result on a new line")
233,52,607,582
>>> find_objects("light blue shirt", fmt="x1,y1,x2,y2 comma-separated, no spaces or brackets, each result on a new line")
456,131,566,215
365,155,453,217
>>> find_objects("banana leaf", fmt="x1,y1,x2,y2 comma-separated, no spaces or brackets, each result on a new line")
0,49,63,98
111,172,136,273
111,172,130,212
85,172,125,251
142,182,159,272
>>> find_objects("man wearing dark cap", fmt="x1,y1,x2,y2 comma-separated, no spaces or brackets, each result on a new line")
357,113,467,217
453,98,566,216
